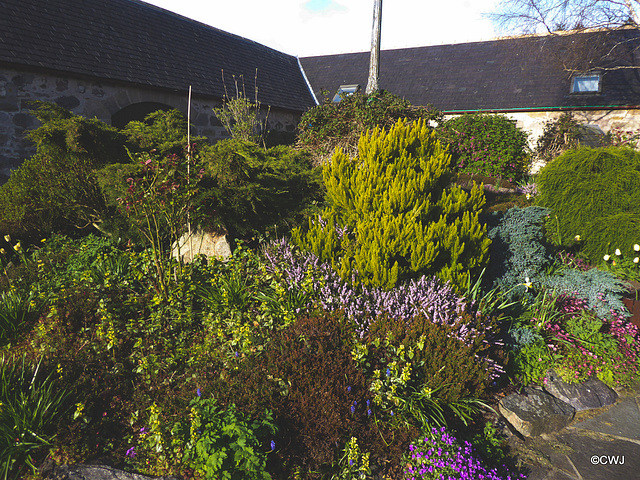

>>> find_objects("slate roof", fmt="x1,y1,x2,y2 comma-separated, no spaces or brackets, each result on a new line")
0,0,316,112
300,29,640,112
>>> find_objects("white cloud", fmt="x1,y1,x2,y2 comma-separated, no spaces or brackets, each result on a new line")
143,0,499,56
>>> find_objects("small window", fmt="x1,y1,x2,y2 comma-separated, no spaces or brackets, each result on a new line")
332,84,360,102
571,74,601,94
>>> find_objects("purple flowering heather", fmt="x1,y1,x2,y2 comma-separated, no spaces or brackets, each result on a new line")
262,239,495,348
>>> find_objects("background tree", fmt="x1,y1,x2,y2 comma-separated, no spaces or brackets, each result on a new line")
366,0,383,94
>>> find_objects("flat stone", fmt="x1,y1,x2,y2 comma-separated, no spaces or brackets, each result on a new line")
544,370,618,411
500,387,576,437
51,464,179,480
555,432,640,480
571,395,640,441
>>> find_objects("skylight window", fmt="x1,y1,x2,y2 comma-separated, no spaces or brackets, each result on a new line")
571,73,601,94
332,84,360,102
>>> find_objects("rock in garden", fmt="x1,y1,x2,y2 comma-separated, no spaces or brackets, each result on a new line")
51,464,179,480
544,369,617,411
171,228,231,262
499,386,575,437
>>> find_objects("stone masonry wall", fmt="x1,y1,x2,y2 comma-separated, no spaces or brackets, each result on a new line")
0,66,302,180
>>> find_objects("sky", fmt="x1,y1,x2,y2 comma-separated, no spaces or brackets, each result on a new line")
142,0,501,57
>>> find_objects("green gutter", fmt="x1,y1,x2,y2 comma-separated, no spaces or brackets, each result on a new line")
442,104,640,114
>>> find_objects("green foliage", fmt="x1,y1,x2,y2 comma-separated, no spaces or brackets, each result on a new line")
213,76,266,144
364,312,493,430
0,355,68,479
197,139,323,239
535,112,582,163
485,206,553,296
437,113,530,182
293,119,491,292
121,109,197,156
135,395,275,479
535,146,640,262
0,102,127,239
297,90,442,164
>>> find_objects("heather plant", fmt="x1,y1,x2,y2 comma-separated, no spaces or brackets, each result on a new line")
402,427,526,480
262,238,476,339
535,146,640,262
293,119,490,292
437,113,530,183
362,313,495,430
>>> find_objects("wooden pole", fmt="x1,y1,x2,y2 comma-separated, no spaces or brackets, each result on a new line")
366,0,383,94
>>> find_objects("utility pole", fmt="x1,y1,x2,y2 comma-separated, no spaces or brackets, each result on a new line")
365,0,382,94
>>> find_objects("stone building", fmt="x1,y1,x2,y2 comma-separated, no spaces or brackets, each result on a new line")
0,0,317,179
300,28,640,158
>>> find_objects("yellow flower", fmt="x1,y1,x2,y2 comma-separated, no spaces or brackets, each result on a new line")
574,235,581,242
3,235,10,243
0,249,5,255
523,276,532,289
13,242,21,252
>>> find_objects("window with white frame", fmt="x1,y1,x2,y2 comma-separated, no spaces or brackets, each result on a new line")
571,73,602,94
332,84,360,102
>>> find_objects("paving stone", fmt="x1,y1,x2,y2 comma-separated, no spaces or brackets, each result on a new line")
555,432,640,480
571,395,640,441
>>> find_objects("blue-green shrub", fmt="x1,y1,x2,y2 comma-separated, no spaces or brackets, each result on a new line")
485,206,553,296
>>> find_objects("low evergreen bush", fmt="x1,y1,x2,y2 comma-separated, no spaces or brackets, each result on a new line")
485,206,553,295
293,119,491,292
296,90,442,164
535,146,640,262
437,113,530,183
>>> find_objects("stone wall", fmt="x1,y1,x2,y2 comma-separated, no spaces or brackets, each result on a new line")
0,66,303,179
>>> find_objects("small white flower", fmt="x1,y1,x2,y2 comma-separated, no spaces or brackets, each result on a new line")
524,277,532,289
604,254,611,261
526,193,531,200
634,257,639,264
615,248,622,256
635,244,640,252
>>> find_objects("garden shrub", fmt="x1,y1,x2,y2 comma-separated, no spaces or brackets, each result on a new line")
363,312,495,426
293,119,491,292
197,139,323,240
485,206,553,295
534,112,582,163
297,90,442,164
437,113,530,183
0,102,128,240
217,311,418,479
535,146,640,262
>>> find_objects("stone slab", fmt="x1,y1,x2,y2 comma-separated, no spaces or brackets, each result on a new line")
555,432,640,480
571,395,640,441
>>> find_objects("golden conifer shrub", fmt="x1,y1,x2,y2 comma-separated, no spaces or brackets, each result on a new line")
293,119,491,291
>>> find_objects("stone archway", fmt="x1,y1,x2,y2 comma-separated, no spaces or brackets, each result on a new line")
111,101,174,129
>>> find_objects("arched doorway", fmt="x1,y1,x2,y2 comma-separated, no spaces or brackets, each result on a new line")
111,102,175,129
